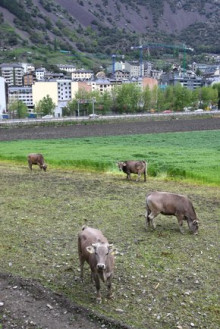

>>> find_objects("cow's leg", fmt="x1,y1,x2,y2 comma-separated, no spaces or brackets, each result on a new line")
78,239,85,281
79,257,85,281
90,271,95,283
106,276,113,299
28,161,32,171
176,214,185,234
126,172,131,180
136,172,141,181
145,206,151,230
148,211,159,229
144,170,146,182
94,274,101,303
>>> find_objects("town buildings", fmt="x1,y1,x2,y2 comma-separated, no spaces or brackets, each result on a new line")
0,77,7,118
0,59,219,118
0,63,24,86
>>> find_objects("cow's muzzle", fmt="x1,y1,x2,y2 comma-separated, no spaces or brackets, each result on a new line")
97,263,106,270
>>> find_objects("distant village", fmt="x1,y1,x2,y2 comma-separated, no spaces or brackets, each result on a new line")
0,54,220,119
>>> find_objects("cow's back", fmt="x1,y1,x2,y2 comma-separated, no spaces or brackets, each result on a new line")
78,226,108,249
147,191,195,216
28,153,43,163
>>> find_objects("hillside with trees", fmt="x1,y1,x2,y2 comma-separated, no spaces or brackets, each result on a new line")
0,0,220,67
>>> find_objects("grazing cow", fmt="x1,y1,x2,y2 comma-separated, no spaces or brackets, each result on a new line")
117,160,147,182
78,225,115,303
145,191,199,234
27,153,47,171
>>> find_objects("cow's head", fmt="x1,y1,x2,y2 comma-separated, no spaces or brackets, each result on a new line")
86,242,115,271
189,219,199,234
117,162,126,171
41,164,47,172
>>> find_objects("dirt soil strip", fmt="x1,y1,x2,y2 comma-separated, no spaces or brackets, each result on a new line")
0,273,133,329
0,117,220,141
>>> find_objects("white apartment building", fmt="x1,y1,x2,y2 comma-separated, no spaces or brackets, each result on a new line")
89,79,112,94
124,61,144,78
72,69,94,81
8,86,33,108
57,80,72,101
32,80,88,117
0,77,7,117
0,63,24,86
57,64,76,73
35,67,47,81
21,63,35,73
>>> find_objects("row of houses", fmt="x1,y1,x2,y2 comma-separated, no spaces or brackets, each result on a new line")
0,61,220,118
0,75,158,118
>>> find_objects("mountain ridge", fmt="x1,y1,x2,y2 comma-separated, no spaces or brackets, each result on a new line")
0,0,220,64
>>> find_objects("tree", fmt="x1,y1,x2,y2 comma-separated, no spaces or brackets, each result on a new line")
98,91,113,114
193,86,218,109
142,86,151,112
212,83,220,109
172,84,192,111
35,95,55,116
114,83,141,113
8,100,28,119
200,86,218,109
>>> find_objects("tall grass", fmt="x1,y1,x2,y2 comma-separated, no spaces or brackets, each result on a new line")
0,130,220,185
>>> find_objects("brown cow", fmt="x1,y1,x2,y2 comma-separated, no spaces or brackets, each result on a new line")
27,153,47,171
117,160,147,182
78,225,115,303
145,191,199,234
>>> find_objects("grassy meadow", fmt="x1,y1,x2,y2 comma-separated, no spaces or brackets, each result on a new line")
0,129,220,185
0,165,219,329
0,128,220,328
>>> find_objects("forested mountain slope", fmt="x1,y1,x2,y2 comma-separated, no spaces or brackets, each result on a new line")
0,0,219,60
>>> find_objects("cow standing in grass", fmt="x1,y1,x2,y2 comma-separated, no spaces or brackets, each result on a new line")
145,191,199,234
117,160,147,182
27,153,47,171
78,225,115,303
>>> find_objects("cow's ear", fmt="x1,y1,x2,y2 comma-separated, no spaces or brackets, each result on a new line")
86,246,95,254
108,244,116,255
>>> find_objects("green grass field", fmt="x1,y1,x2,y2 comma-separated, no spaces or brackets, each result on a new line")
1,128,220,328
0,130,220,185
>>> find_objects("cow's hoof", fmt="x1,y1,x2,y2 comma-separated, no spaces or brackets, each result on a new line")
96,297,102,304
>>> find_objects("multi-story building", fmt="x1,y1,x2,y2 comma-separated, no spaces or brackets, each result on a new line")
21,63,35,74
45,72,65,80
89,79,112,94
35,67,47,81
160,72,204,90
71,69,94,81
8,86,33,108
114,70,130,80
124,61,144,78
32,80,91,117
57,64,76,73
0,77,7,117
0,63,24,86
57,80,72,101
23,73,36,86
